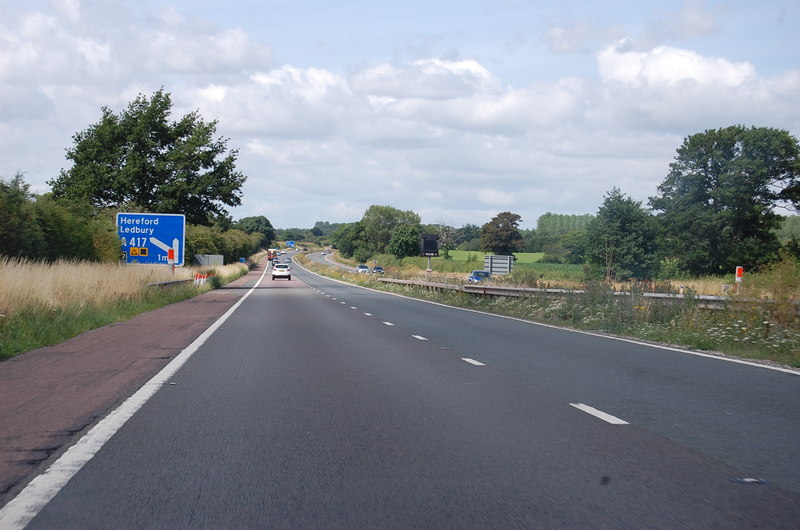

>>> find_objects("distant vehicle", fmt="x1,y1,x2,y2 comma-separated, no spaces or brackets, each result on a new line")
280,250,286,254
356,264,370,273
285,257,292,263
272,263,291,280
371,266,384,274
466,270,491,282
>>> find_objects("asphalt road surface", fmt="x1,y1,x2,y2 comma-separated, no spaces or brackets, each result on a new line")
9,256,800,528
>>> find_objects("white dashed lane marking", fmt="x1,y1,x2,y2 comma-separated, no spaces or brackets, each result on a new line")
570,403,629,425
461,358,485,366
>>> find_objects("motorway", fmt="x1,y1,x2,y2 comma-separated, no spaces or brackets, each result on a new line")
8,253,800,527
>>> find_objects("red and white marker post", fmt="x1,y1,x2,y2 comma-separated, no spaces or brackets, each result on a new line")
735,266,743,293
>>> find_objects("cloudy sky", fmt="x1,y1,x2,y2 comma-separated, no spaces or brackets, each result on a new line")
1,0,798,229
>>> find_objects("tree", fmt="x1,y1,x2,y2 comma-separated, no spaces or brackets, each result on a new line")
234,215,275,248
586,188,660,281
0,173,119,261
331,222,366,259
558,229,589,264
433,219,457,259
481,212,523,255
649,126,800,275
185,224,262,264
388,224,420,258
360,205,421,254
49,89,247,225
528,212,594,255
455,223,481,246
536,212,594,235
313,221,341,236
0,173,42,258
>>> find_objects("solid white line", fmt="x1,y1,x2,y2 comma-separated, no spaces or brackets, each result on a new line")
383,321,395,326
412,335,428,341
461,358,485,366
0,264,271,530
570,403,629,425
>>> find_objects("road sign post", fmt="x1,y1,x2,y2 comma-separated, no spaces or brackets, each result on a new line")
420,234,439,280
117,213,186,267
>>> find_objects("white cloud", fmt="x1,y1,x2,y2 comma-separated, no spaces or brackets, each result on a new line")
351,58,496,99
592,41,800,134
598,41,756,87
0,1,797,229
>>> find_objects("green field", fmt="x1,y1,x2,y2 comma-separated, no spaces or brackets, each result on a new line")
446,250,545,263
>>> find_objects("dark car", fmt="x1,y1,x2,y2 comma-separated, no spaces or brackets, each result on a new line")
371,266,384,274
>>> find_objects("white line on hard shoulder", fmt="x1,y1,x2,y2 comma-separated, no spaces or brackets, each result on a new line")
570,403,629,425
364,312,373,316
412,335,428,341
0,255,273,530
383,322,394,326
461,358,485,366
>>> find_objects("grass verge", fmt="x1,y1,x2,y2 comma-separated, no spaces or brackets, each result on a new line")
0,256,255,361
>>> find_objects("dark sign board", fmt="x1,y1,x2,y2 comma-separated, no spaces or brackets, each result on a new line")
420,234,439,257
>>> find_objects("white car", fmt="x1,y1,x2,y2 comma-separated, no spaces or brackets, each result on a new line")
272,263,291,280
356,264,370,273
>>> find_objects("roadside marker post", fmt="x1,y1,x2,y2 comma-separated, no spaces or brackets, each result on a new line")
735,266,743,293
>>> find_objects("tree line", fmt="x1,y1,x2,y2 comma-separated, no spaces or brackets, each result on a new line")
2,87,799,280
1,90,275,264
331,126,800,280
0,172,276,264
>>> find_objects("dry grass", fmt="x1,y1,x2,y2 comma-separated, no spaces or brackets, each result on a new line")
0,256,247,317
0,256,253,359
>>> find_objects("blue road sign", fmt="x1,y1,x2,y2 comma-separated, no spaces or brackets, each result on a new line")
117,213,186,266
286,240,295,248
